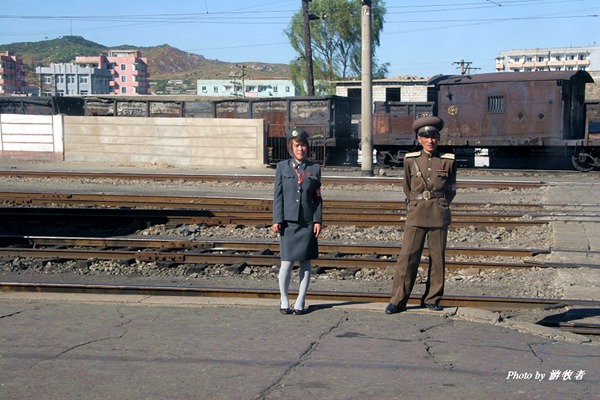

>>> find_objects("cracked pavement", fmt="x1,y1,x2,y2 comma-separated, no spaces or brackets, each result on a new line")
1,296,598,400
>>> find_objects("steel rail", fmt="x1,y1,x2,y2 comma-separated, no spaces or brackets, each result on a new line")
0,191,541,212
0,235,550,258
0,244,566,271
0,207,548,228
5,193,599,219
1,281,598,312
0,170,547,189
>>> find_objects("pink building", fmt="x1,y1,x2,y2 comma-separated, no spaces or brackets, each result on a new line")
75,49,149,95
106,50,149,95
0,51,26,95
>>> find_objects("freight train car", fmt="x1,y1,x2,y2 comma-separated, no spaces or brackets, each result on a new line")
372,70,597,170
0,96,84,115
82,96,214,118
213,96,356,165
371,101,435,167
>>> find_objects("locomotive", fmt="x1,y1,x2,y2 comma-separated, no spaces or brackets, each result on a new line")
1,70,597,170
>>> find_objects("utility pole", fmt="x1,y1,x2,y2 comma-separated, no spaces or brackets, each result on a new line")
230,64,246,97
302,0,315,96
452,59,480,75
361,0,373,176
453,60,469,75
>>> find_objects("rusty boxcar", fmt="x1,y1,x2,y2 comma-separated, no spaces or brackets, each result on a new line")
213,96,355,165
0,96,85,115
372,70,596,170
371,101,435,167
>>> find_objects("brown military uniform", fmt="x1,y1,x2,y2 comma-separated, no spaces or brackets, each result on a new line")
389,149,457,308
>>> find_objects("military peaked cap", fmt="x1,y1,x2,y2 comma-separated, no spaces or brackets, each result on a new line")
412,116,444,136
286,128,310,141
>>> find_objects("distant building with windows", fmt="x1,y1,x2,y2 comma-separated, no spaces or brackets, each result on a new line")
495,46,600,72
0,51,27,95
36,63,112,96
196,79,299,97
101,50,149,95
35,50,149,96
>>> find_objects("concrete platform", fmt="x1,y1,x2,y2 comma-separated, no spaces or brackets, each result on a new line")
0,292,598,400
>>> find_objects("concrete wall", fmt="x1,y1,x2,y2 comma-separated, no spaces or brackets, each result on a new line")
63,116,266,167
0,114,64,160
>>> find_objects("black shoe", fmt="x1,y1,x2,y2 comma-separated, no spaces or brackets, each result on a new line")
293,309,306,315
280,308,292,315
385,304,405,314
425,303,443,311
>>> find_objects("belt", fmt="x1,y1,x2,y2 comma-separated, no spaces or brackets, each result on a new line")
410,190,445,201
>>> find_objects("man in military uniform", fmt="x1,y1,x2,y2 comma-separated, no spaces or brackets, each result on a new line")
385,116,457,314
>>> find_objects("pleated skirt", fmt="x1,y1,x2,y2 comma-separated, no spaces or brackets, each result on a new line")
280,221,319,261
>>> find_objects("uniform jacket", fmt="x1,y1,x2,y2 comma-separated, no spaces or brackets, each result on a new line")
403,150,457,227
273,159,322,224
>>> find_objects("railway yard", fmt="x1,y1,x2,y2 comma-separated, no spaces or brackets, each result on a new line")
1,160,600,399
1,161,599,325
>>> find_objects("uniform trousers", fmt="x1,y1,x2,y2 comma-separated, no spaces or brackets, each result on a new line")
390,225,448,308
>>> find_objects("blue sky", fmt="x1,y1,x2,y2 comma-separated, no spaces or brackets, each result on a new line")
1,0,598,78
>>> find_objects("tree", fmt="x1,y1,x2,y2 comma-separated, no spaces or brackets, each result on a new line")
286,0,388,95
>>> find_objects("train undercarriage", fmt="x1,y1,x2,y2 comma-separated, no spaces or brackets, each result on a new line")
571,146,600,171
375,145,600,171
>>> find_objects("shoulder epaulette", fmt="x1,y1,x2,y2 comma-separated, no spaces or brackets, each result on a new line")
404,151,421,158
440,153,455,160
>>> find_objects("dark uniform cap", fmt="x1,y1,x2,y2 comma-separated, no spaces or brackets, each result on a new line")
286,128,310,141
412,116,444,137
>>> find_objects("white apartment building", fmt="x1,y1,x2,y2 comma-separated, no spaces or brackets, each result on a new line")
496,46,600,72
196,79,298,98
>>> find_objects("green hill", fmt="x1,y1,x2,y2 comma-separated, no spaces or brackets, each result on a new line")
1,35,290,91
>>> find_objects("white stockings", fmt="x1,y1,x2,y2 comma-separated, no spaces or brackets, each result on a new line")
278,260,312,311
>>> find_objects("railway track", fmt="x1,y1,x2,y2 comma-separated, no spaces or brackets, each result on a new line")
1,172,598,338
0,205,550,233
0,191,562,212
0,170,548,189
2,281,599,335
3,191,599,221
0,235,561,271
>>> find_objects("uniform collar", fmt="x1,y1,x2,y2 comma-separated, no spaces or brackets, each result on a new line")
292,159,305,169
422,149,440,157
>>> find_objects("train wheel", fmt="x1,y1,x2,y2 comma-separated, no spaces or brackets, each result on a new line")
571,152,595,172
375,151,392,168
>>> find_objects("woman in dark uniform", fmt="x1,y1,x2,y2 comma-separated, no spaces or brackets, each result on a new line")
272,128,322,315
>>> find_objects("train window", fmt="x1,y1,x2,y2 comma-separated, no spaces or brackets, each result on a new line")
488,96,505,114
